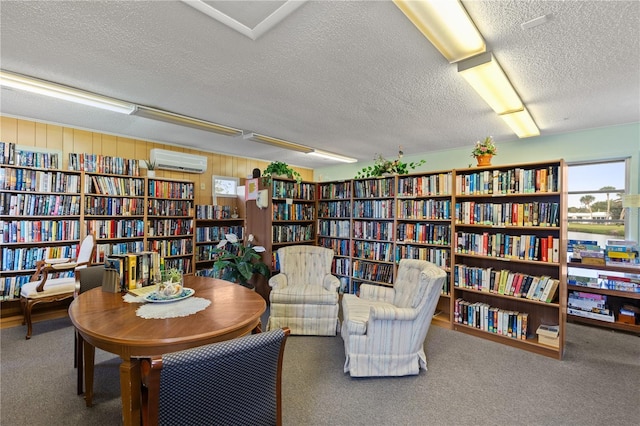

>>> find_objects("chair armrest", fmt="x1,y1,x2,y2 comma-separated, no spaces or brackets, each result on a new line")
369,305,418,321
322,274,340,292
359,283,395,303
269,273,288,289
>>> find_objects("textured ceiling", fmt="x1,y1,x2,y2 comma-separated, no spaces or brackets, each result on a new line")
1,1,639,170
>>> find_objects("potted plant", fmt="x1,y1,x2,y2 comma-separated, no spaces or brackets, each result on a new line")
262,161,302,185
355,153,425,178
144,159,157,177
212,233,270,288
471,136,497,166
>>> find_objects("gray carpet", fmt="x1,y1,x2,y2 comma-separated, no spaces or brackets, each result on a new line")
1,314,638,426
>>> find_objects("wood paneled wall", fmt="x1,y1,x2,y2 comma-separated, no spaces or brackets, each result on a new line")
0,116,314,207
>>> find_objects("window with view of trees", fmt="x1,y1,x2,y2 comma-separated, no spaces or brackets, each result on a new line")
567,159,628,246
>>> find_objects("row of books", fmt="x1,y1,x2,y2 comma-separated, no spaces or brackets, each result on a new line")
195,205,235,219
1,167,81,193
0,220,81,245
454,201,559,227
318,200,351,218
147,218,194,237
397,172,453,197
163,257,192,274
352,260,394,284
568,291,614,322
353,177,395,199
397,199,451,220
147,238,194,259
147,180,194,199
2,193,81,217
453,265,560,303
319,182,352,199
318,220,351,238
195,225,244,243
568,272,640,293
455,232,560,263
95,241,145,263
454,298,529,339
84,196,145,216
352,200,394,219
331,257,351,277
395,246,450,269
396,222,451,245
86,174,145,196
318,237,351,256
455,165,559,195
353,241,394,262
147,199,193,217
272,224,314,244
104,251,162,292
271,181,316,200
86,219,146,240
0,243,78,271
272,203,315,221
1,274,34,300
69,153,140,176
0,142,61,169
353,220,393,240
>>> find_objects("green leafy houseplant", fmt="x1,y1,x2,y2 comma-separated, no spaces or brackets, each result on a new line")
355,153,425,179
144,160,157,170
471,136,497,157
212,233,270,288
262,161,302,184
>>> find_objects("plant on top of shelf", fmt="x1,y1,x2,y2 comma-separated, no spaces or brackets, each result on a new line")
471,136,497,158
212,233,270,289
144,159,157,170
262,161,302,185
355,147,425,178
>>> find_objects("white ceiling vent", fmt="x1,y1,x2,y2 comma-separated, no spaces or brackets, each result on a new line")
150,149,207,174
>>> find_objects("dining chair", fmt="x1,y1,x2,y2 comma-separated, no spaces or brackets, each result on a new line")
19,233,96,339
141,327,290,426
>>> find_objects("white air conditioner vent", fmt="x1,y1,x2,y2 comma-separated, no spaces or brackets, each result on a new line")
150,149,207,174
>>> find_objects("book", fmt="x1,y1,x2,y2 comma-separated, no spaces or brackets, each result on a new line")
536,324,559,338
540,278,559,303
538,334,560,348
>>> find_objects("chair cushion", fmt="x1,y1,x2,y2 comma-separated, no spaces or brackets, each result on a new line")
393,266,428,309
342,293,394,336
270,284,338,305
20,278,76,299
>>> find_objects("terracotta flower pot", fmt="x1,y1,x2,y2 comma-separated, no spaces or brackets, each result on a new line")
476,154,492,167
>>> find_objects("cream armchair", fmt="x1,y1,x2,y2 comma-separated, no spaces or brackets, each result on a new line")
341,259,447,377
267,245,340,336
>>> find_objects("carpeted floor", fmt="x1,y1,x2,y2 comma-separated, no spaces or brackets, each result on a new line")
1,315,638,426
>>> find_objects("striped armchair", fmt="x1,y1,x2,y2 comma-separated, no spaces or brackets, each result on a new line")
267,245,340,336
341,259,447,377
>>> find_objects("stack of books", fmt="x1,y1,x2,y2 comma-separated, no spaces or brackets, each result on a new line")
536,324,560,348
568,291,614,323
605,239,639,268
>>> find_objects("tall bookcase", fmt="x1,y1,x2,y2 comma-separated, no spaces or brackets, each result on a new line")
0,165,83,300
450,160,567,359
194,205,245,276
317,180,352,293
146,177,195,274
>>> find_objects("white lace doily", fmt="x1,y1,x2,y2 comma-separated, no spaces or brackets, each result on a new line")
134,297,211,319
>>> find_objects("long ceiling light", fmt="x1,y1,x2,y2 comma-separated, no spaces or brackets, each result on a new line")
0,70,136,114
393,0,485,63
307,149,357,163
242,132,314,153
132,105,242,136
499,107,540,138
457,52,524,115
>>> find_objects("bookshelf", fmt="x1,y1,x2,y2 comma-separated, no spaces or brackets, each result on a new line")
567,261,640,334
146,177,195,274
317,180,352,293
0,164,83,301
450,160,567,359
194,204,245,275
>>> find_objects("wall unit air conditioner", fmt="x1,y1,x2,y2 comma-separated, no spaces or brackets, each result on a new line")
150,149,207,174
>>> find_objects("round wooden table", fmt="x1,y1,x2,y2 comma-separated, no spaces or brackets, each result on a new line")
69,275,266,426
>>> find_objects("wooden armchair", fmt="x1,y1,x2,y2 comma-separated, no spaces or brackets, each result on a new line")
19,234,96,339
141,328,290,426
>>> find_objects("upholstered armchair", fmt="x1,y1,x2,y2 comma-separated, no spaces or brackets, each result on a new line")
267,245,340,336
341,259,447,377
20,234,96,339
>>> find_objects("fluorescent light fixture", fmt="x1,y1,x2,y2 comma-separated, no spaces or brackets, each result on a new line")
458,52,524,115
393,0,485,63
499,107,540,138
131,105,242,136
243,132,313,153
0,70,136,114
308,149,358,163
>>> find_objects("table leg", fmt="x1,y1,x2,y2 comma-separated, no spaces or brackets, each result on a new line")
119,357,142,426
83,339,95,407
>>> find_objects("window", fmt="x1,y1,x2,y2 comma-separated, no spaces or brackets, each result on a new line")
567,159,629,245
212,176,239,202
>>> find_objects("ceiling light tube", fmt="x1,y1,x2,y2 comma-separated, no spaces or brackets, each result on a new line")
307,149,358,163
132,105,242,136
0,70,136,114
499,107,540,138
242,132,314,153
458,52,524,115
393,0,485,63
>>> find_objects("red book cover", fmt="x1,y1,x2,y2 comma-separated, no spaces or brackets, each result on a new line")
540,238,548,262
